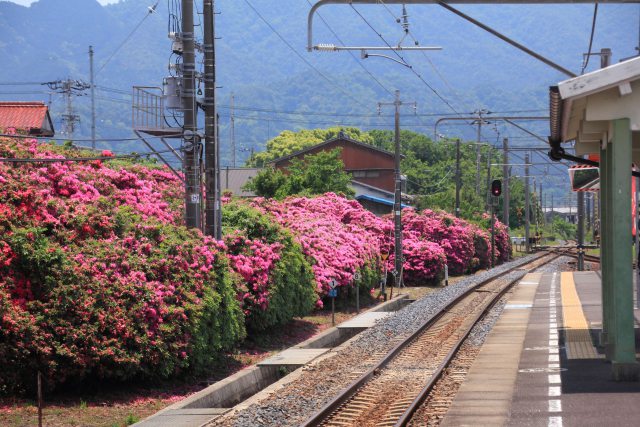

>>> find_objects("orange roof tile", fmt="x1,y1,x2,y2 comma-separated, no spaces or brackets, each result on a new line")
0,102,54,136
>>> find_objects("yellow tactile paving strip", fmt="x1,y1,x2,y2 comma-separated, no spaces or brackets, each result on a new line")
560,272,599,359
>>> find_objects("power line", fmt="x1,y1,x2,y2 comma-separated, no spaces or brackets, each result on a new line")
0,132,182,143
242,0,369,110
0,146,184,163
349,4,463,117
96,1,159,76
580,3,599,74
306,0,394,96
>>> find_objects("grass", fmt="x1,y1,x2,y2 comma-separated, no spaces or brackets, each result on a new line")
0,284,448,426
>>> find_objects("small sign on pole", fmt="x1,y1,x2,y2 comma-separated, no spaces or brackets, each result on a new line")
353,272,361,313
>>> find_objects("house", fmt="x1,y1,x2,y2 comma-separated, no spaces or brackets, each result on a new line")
220,167,261,197
270,133,397,193
269,133,407,215
0,102,55,137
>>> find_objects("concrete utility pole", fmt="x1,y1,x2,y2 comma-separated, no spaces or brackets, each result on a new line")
89,46,96,150
230,92,236,167
539,181,543,227
182,0,201,230
45,79,90,138
473,109,489,195
204,0,219,238
455,138,461,218
525,153,531,253
485,145,492,211
502,138,510,228
378,90,416,295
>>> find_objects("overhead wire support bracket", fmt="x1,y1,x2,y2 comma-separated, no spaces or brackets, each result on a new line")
306,0,599,78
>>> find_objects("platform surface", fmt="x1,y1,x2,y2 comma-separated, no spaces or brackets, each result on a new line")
256,348,329,366
336,311,392,328
443,270,640,427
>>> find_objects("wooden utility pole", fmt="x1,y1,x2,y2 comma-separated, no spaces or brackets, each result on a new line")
182,0,201,229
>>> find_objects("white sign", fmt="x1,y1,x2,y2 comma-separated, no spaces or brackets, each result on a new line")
353,272,361,281
190,193,201,203
329,279,338,289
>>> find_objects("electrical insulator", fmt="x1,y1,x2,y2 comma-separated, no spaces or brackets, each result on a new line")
491,179,502,197
315,44,336,52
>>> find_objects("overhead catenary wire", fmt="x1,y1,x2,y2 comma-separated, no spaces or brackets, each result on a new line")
306,0,394,96
580,3,599,74
349,3,463,117
96,1,159,76
242,0,369,110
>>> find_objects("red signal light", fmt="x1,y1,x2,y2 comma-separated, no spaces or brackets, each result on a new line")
491,179,502,197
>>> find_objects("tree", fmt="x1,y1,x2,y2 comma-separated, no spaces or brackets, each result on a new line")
244,148,355,198
246,127,374,167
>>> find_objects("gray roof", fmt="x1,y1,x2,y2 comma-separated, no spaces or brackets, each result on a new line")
220,167,261,197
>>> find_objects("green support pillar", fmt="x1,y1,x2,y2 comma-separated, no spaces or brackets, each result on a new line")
599,141,610,354
608,118,639,381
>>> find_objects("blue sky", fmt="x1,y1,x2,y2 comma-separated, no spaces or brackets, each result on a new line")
4,0,119,5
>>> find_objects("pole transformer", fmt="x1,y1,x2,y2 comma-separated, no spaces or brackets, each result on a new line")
502,138,510,229
89,46,96,150
204,0,219,238
182,0,201,229
455,138,461,218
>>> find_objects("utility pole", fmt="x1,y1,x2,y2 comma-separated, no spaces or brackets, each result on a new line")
181,0,201,230
539,181,543,228
230,92,236,167
455,138,461,218
473,109,489,195
203,0,220,238
485,145,492,211
45,79,90,138
378,90,415,297
525,153,531,253
502,138,510,228
89,46,96,150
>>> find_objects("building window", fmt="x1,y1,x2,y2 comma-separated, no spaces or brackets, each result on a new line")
352,170,380,178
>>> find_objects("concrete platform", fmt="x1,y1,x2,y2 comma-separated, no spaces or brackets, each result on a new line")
336,311,392,328
257,348,329,367
443,270,640,427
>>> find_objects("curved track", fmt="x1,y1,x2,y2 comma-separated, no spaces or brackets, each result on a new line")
301,251,563,427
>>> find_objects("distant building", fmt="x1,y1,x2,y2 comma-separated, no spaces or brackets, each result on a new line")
0,101,54,137
220,167,261,197
270,133,397,193
269,132,407,215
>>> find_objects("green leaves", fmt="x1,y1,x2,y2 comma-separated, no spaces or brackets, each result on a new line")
245,148,355,199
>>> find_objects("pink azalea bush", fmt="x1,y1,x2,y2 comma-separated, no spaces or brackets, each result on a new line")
0,136,244,393
222,200,316,330
252,194,384,297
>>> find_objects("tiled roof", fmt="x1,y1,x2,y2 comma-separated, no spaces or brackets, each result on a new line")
0,102,54,136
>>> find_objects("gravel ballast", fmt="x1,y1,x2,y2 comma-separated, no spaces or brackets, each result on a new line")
212,253,554,427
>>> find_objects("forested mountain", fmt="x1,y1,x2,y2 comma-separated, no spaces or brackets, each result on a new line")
0,0,636,184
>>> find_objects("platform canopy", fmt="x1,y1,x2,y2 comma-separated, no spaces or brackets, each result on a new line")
550,56,640,163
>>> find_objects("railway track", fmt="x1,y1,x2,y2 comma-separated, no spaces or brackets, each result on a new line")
301,251,562,427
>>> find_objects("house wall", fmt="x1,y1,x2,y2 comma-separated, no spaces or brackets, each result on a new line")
274,139,396,192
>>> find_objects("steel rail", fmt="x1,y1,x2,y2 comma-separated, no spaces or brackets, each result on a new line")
394,251,563,426
300,250,557,427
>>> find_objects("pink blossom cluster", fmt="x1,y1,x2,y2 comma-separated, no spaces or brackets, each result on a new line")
252,195,385,295
224,231,283,315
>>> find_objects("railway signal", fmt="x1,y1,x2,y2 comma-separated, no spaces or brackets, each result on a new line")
491,179,502,197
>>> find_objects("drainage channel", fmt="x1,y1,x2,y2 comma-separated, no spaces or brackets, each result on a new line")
134,295,413,427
